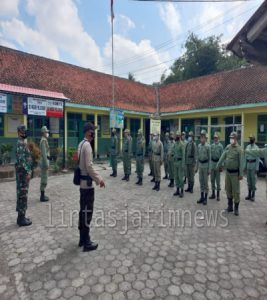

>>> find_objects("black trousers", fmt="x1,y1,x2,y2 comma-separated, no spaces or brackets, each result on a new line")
79,188,95,240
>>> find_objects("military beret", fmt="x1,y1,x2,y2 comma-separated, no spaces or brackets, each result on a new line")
229,132,238,138
124,129,130,133
17,125,27,133
249,134,255,139
41,126,49,133
83,122,96,133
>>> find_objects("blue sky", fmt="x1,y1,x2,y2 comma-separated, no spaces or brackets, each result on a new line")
0,0,262,84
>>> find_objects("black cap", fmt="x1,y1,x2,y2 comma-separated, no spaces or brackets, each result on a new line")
83,122,96,133
17,125,27,133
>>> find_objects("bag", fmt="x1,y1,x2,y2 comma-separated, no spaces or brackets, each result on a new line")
73,141,86,186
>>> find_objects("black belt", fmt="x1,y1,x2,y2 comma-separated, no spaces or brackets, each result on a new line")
47,156,52,160
124,150,128,153
80,175,92,180
212,158,219,162
188,156,194,158
199,159,208,163
154,153,161,156
175,158,182,161
227,169,239,174
247,159,256,163
111,146,115,149
137,154,143,156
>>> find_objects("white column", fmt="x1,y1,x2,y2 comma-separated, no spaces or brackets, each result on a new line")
94,113,98,156
208,116,211,143
241,112,245,148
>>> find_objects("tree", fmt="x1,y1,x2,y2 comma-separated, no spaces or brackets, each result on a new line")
128,72,135,81
163,33,248,84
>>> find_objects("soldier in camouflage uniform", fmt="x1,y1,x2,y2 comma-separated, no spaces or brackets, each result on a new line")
148,133,154,176
152,132,164,191
135,129,146,185
110,128,119,177
244,134,259,202
185,131,197,193
163,132,171,179
196,130,211,205
209,132,224,201
168,131,175,188
15,125,32,226
217,132,244,216
40,126,50,202
172,131,185,198
122,129,132,182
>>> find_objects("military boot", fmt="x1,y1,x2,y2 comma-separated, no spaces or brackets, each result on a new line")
122,175,127,180
234,202,239,216
17,213,32,227
136,177,141,185
110,171,115,177
245,190,251,200
190,184,194,193
126,175,130,182
251,191,255,202
216,191,220,201
163,175,168,180
139,178,143,186
225,198,233,212
151,177,155,183
40,191,49,202
156,182,160,192
152,182,157,190
148,171,152,176
113,171,117,178
185,185,191,192
209,190,216,199
173,188,180,196
197,192,204,204
203,193,208,205
168,179,174,188
179,189,184,198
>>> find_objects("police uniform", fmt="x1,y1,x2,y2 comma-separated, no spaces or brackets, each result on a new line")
245,134,259,201
163,133,171,179
152,132,164,191
209,133,224,201
167,131,175,188
217,132,244,216
185,131,197,193
148,134,154,176
122,129,132,181
40,126,50,202
172,131,185,197
136,129,146,185
110,128,119,177
15,125,32,226
196,130,211,205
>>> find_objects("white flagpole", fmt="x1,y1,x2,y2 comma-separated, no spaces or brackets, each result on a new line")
111,2,115,110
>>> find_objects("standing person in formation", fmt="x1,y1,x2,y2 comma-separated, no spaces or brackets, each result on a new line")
77,122,105,252
245,134,259,202
181,131,188,184
135,129,146,186
196,130,211,205
172,131,185,198
152,132,164,191
122,129,132,182
163,132,171,180
209,132,224,201
217,132,244,216
185,131,198,193
168,131,175,188
39,126,50,202
110,128,119,177
148,133,154,176
15,125,33,226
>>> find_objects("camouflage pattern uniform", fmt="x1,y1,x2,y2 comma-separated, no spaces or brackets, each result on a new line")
163,133,171,179
110,128,119,177
122,129,132,181
40,126,50,202
167,131,175,188
136,129,146,185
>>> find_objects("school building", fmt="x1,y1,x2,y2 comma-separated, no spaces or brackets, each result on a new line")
0,45,267,164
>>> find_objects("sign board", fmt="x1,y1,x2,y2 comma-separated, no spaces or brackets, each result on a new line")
7,115,23,134
110,109,124,129
101,116,110,135
150,119,161,135
0,94,7,113
50,117,60,134
27,97,64,117
46,100,64,117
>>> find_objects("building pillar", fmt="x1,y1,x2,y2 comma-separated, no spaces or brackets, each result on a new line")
64,108,67,168
141,117,144,132
120,128,123,153
178,118,182,132
94,113,98,156
208,116,211,143
241,112,245,148
23,114,27,126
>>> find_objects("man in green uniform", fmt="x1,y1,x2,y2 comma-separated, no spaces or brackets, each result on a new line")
135,129,146,185
40,126,50,202
122,129,132,182
110,128,119,177
209,132,224,201
172,131,185,198
163,132,170,179
196,130,211,205
185,131,197,193
152,132,164,191
15,125,32,226
148,133,154,176
182,131,188,184
244,134,259,201
168,131,175,188
217,132,244,216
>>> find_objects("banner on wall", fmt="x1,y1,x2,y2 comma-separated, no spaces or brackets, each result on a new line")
0,94,7,113
150,119,161,135
27,97,64,117
110,109,124,129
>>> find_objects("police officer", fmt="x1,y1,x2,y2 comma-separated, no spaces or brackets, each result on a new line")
172,131,185,198
110,128,119,177
136,129,146,185
15,125,32,226
122,129,132,181
168,131,175,188
185,131,197,193
40,126,50,202
181,131,188,184
196,130,211,205
245,134,259,201
163,132,171,180
148,133,154,176
217,132,244,216
152,132,164,191
209,132,224,201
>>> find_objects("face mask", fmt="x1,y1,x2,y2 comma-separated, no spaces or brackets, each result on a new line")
170,137,174,141
230,138,235,145
46,133,49,138
155,136,159,141
175,137,180,142
249,139,254,144
188,137,192,142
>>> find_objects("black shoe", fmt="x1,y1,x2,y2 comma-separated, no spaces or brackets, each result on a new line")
138,178,143,186
216,191,220,201
156,182,160,192
225,198,233,212
209,190,215,199
251,191,255,202
245,190,251,200
83,240,98,252
126,175,130,182
17,214,32,227
163,175,168,180
40,191,49,202
203,193,208,205
179,189,184,198
185,185,191,192
173,188,180,196
151,177,155,183
168,179,174,187
122,175,127,180
136,178,141,185
152,182,157,190
197,192,204,204
184,177,187,184
234,202,239,216
148,171,152,176
110,172,115,177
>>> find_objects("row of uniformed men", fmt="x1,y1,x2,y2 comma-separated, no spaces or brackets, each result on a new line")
109,128,262,217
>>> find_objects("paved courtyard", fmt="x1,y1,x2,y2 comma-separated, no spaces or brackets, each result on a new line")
1,163,267,300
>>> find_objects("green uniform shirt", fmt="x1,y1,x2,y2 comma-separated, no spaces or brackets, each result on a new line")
197,143,211,171
15,139,32,175
40,137,50,169
152,140,164,162
171,141,185,164
122,136,132,156
136,136,146,158
211,142,224,169
110,135,119,156
148,139,153,155
245,143,260,171
163,139,171,159
185,142,197,165
168,140,175,160
217,143,244,177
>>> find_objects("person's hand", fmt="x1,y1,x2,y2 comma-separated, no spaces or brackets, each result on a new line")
100,180,105,188
238,176,243,180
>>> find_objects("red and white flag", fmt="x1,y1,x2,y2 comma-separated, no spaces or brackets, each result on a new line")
111,0,115,21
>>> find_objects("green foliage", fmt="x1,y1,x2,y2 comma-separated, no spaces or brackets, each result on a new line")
52,146,64,173
0,144,13,165
128,72,136,81
163,33,248,84
67,147,78,170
